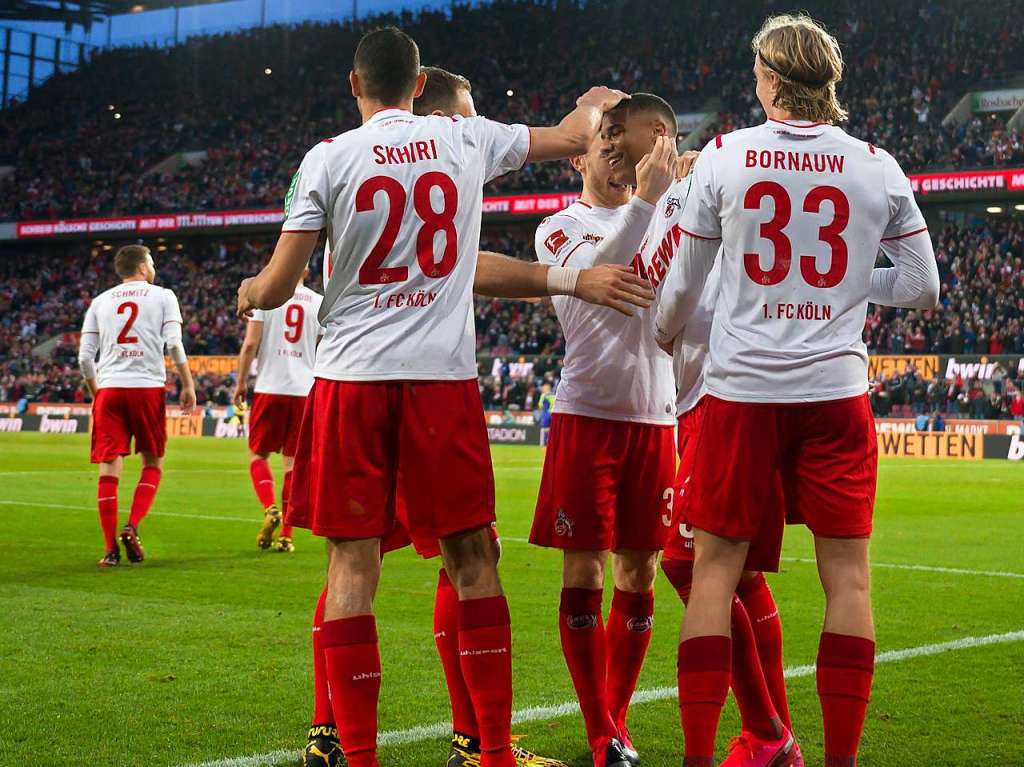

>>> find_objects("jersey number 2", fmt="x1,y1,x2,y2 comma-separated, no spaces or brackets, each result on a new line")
116,301,139,344
743,182,849,288
284,304,304,343
356,173,459,285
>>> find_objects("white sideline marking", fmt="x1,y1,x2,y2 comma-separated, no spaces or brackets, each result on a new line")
2,502,1023,581
176,629,1024,767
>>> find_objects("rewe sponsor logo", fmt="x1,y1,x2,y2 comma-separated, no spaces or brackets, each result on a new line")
566,614,598,630
626,616,654,633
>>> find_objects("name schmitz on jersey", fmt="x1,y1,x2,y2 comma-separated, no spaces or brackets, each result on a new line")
80,281,183,388
283,109,529,382
535,201,675,424
250,285,324,397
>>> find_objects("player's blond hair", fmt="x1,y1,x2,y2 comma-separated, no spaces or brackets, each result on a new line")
752,14,847,124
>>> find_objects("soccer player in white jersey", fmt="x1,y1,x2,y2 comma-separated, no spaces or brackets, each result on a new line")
654,15,939,767
78,245,196,567
530,94,677,767
233,270,323,553
235,27,627,767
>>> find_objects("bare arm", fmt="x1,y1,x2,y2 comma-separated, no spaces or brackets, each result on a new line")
234,320,263,407
238,231,320,316
172,358,197,414
526,87,629,163
474,252,654,316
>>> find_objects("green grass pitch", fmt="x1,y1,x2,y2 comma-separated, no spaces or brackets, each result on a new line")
1,433,1022,767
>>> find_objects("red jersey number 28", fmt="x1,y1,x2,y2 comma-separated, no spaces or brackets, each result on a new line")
743,182,849,289
356,173,459,285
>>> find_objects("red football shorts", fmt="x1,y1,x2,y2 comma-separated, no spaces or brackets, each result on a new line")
90,387,167,464
381,517,500,559
530,413,676,552
664,398,784,572
287,378,495,542
248,392,306,456
682,393,877,568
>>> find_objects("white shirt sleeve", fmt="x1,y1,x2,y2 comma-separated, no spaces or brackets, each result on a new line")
161,289,184,347
677,144,723,240
655,233,720,345
881,150,927,239
78,303,99,379
282,142,331,232
461,116,530,184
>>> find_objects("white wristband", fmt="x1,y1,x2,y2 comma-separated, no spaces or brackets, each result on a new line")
546,266,582,297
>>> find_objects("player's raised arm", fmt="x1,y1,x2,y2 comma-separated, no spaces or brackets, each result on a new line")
473,252,654,316
869,152,940,309
78,302,100,398
525,86,630,162
233,315,264,407
162,290,196,414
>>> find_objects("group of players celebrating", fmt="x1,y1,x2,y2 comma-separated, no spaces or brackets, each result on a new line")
78,12,939,767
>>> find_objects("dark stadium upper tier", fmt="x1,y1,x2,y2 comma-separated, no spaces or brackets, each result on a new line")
1,0,1023,221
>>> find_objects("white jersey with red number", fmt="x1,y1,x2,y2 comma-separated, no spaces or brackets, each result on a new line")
250,285,324,396
535,201,675,424
80,280,183,388
283,108,529,381
679,119,928,403
638,181,720,416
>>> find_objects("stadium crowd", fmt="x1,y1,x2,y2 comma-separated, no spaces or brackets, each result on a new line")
2,0,1024,220
1,214,1022,418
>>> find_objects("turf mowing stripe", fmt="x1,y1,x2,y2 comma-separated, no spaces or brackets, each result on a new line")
779,556,1024,580
0,499,255,524
176,629,1024,767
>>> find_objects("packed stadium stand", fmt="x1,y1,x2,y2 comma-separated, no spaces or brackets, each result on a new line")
2,0,1023,219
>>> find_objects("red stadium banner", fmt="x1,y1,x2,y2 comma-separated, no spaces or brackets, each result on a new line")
906,168,1024,196
11,170,1024,240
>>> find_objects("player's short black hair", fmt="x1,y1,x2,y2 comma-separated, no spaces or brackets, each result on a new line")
353,26,420,105
413,66,472,116
614,92,678,135
114,244,150,277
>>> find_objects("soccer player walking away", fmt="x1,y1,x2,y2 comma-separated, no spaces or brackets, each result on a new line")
601,97,804,766
655,15,939,767
236,27,627,767
234,269,323,553
530,95,678,767
78,244,196,566
297,65,641,767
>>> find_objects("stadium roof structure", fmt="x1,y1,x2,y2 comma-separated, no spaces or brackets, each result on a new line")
0,1,224,28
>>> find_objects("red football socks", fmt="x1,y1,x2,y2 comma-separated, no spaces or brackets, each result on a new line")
435,569,479,737
817,632,875,766
249,458,276,509
729,595,782,740
559,587,616,748
280,469,293,538
97,475,119,551
605,588,654,730
127,466,162,529
458,596,515,767
322,614,382,767
311,587,333,725
678,635,731,767
738,573,791,730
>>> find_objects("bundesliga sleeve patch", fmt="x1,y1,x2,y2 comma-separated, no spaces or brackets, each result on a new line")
544,229,570,255
283,170,300,217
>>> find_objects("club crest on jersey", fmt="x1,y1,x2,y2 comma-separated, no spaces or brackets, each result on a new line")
664,195,681,218
545,229,570,255
626,616,654,633
554,509,574,537
566,613,598,630
284,170,300,217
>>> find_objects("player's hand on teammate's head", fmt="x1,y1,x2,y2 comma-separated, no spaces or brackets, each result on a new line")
576,264,655,317
676,150,700,180
576,86,630,112
180,386,197,415
236,277,257,319
635,135,678,205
